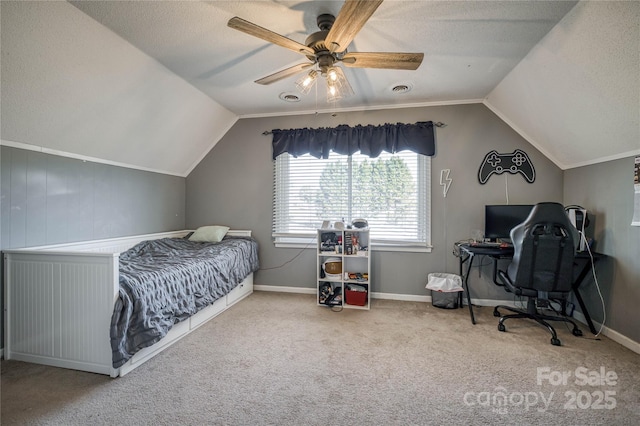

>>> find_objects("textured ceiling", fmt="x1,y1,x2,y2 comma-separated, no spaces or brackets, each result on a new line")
486,0,640,169
70,0,577,116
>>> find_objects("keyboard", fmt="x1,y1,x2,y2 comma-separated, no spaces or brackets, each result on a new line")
469,242,512,249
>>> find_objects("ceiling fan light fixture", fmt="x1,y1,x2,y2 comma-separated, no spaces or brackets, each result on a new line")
327,81,339,102
326,66,353,103
295,70,318,95
326,67,338,82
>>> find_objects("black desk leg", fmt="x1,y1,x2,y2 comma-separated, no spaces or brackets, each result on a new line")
462,254,476,325
573,262,598,335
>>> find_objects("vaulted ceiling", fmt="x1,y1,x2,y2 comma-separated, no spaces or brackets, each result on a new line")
69,0,577,116
1,1,638,176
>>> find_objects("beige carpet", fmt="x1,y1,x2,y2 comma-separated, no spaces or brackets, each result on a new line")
2,291,640,425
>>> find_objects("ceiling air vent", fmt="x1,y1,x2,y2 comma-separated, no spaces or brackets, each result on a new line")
279,92,300,102
391,83,412,94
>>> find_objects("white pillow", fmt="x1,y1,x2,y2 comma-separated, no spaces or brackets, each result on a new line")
188,225,230,243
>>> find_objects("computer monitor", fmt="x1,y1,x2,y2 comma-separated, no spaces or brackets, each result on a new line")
484,204,534,242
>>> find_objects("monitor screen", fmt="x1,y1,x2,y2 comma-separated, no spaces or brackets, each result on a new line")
484,205,534,241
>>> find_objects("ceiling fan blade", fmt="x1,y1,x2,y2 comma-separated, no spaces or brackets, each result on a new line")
325,0,384,53
342,52,424,70
255,62,314,85
228,17,315,57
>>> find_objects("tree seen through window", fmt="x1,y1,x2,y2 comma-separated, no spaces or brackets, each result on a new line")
301,155,416,227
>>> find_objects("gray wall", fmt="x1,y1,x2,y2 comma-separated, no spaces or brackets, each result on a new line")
564,157,640,343
1,146,186,249
1,145,186,347
186,103,564,300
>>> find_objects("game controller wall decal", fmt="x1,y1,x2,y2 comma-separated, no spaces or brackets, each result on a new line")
478,149,536,184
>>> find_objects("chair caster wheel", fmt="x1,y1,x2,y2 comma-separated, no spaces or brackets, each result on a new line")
493,310,501,317
551,338,561,346
573,328,583,337
498,323,506,332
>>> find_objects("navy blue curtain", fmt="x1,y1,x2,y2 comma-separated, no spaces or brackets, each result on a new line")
271,121,435,160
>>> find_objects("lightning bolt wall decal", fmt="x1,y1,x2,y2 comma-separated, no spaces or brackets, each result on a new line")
440,169,452,197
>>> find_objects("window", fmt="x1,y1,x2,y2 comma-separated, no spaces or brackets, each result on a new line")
273,151,431,251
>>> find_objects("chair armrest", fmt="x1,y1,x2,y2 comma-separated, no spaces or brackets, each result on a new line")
498,269,515,294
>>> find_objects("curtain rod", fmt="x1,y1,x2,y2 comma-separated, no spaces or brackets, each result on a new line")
262,121,447,135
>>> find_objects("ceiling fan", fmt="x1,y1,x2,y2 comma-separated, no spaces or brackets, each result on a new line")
227,0,424,101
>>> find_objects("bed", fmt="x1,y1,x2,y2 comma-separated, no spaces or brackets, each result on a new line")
3,229,259,377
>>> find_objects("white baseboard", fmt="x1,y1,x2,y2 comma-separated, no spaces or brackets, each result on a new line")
254,285,316,295
572,311,640,355
254,285,431,302
467,297,518,308
254,285,640,356
371,292,430,303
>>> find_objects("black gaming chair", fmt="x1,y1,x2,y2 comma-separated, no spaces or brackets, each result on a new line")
494,202,583,346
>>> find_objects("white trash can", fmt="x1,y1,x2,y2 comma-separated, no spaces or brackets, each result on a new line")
426,273,463,309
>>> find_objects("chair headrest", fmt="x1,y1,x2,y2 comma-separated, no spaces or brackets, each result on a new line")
518,202,579,246
525,202,572,226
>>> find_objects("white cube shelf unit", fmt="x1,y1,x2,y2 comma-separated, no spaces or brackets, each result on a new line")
317,228,371,310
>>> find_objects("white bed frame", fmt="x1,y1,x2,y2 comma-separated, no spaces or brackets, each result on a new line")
3,229,254,377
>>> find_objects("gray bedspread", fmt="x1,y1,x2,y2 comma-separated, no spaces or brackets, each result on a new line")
110,236,259,368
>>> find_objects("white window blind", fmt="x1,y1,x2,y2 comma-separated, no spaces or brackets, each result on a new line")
273,151,431,250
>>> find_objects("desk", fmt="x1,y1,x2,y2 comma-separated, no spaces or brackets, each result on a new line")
457,243,603,334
